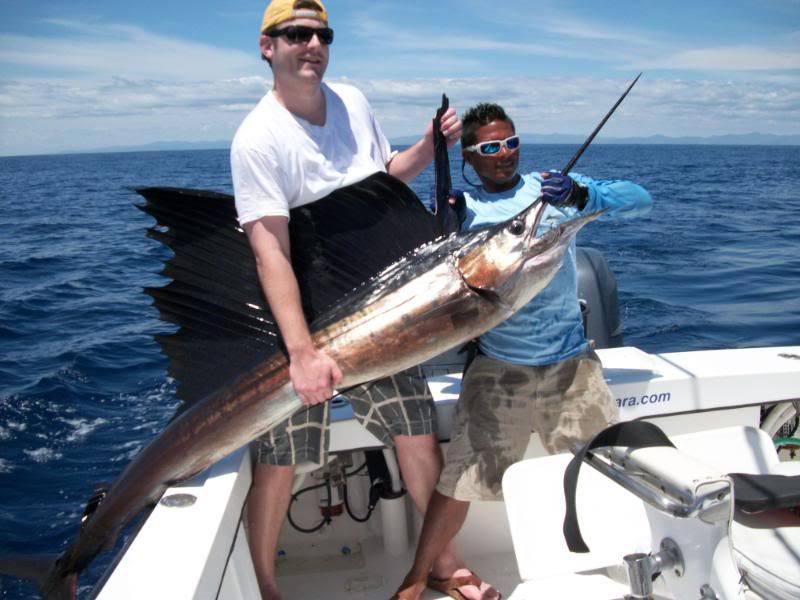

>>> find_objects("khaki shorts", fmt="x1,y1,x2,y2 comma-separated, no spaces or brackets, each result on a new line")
256,365,437,466
436,350,618,501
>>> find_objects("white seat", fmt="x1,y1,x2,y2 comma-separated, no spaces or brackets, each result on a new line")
507,573,629,599
503,426,800,599
678,431,800,599
733,507,800,600
731,461,800,600
503,452,650,582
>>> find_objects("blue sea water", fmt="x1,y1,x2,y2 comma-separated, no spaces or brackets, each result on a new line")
1,145,799,598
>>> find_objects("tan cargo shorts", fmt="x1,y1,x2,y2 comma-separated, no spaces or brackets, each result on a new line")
256,365,437,466
436,349,618,501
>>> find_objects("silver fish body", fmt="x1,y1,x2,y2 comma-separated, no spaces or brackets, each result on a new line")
33,198,600,598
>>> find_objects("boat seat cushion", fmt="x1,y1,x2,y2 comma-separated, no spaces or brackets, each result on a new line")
732,507,800,600
730,473,800,512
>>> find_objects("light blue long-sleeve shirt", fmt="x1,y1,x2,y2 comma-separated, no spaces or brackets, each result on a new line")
462,172,652,366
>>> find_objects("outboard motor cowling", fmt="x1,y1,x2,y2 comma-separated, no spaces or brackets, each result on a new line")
576,247,623,349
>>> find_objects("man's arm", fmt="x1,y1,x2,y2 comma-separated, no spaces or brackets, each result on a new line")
243,216,342,405
576,176,653,218
386,107,462,183
539,172,652,218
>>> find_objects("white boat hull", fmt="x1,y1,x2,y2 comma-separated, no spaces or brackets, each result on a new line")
94,346,800,599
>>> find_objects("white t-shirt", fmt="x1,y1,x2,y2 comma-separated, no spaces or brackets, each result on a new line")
230,82,393,224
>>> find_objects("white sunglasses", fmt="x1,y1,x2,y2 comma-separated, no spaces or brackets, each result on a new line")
464,135,521,156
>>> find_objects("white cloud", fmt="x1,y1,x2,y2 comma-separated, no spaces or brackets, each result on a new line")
2,73,799,156
348,9,800,76
356,76,800,139
1,16,799,156
0,20,257,81
0,76,269,119
531,13,654,47
643,46,800,71
0,19,271,155
348,17,614,62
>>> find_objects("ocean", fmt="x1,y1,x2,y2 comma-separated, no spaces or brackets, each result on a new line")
1,144,799,598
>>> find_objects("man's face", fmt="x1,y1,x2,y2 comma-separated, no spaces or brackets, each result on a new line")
260,18,330,86
463,119,520,193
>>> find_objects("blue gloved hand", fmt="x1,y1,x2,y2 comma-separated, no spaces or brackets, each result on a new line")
540,172,577,206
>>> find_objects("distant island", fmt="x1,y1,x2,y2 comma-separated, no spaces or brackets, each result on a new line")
391,132,800,147
51,132,800,157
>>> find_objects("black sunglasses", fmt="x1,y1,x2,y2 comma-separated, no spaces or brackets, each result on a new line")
268,25,334,45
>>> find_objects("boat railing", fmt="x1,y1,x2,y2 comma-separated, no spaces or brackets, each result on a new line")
585,445,732,520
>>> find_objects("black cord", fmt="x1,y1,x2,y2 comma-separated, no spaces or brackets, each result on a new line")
461,158,482,188
286,479,330,533
286,460,377,531
343,479,374,523
345,461,368,477
342,461,373,522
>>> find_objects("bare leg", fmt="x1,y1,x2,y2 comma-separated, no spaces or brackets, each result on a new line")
393,433,442,513
394,434,461,567
395,490,471,599
247,463,295,600
394,436,498,600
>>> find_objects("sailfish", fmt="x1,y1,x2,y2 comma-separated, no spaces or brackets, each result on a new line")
0,76,641,598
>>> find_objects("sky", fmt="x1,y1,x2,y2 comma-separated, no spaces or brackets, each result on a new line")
1,0,799,156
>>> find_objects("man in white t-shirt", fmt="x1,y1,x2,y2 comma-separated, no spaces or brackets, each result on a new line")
230,2,487,599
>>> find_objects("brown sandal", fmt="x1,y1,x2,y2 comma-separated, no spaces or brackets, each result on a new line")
389,581,426,600
426,571,501,600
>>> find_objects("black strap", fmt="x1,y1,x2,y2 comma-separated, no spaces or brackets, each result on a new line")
460,339,480,374
728,472,800,513
562,421,675,553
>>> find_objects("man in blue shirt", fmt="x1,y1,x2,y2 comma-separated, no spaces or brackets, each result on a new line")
393,103,652,599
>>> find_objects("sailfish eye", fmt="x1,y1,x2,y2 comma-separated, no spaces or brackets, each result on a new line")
507,219,525,236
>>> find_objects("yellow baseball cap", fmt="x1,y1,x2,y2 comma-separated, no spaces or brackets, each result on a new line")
261,0,328,34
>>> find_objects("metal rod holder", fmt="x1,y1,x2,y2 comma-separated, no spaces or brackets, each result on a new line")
624,538,684,600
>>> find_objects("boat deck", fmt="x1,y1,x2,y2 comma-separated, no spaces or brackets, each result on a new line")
277,540,522,599
94,346,800,600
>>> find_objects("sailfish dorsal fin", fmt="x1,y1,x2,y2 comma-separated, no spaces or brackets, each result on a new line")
136,172,447,405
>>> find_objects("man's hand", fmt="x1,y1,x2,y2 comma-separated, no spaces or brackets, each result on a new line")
288,346,343,405
540,172,588,208
425,106,462,149
387,106,463,183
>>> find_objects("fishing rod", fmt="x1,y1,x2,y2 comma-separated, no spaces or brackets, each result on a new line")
561,72,642,175
457,73,642,190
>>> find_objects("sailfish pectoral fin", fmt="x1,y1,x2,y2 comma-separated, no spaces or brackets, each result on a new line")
462,284,513,313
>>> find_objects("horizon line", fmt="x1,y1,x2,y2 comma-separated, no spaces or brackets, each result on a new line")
2,132,800,159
